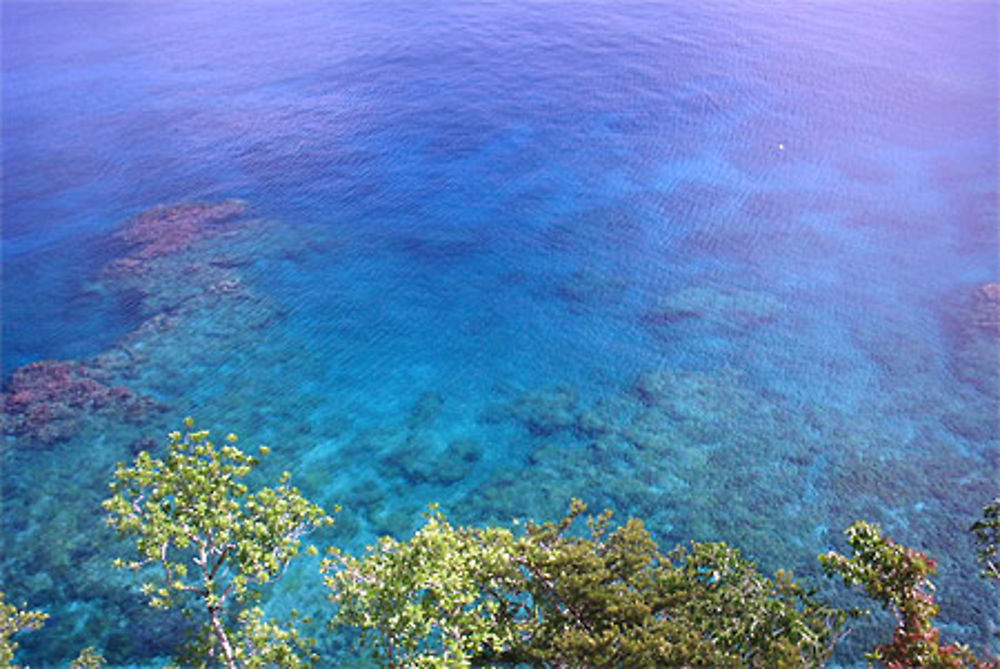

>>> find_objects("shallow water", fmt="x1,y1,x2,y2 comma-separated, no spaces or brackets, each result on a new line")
2,1,997,664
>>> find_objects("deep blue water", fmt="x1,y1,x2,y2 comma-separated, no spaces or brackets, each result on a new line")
2,1,997,664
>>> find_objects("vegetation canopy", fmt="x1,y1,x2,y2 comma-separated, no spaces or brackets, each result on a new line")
102,419,333,668
325,499,848,667
821,521,995,668
0,593,48,667
3,422,997,667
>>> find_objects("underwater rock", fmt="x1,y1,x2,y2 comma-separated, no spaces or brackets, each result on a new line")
575,408,613,437
0,360,164,446
528,442,570,466
86,347,140,377
382,433,441,484
641,285,785,337
630,367,763,445
633,367,736,409
509,385,580,435
83,201,289,393
344,425,407,461
382,433,484,486
446,438,484,465
346,480,388,511
328,510,361,542
407,391,445,430
2,200,303,451
94,200,288,330
621,408,688,455
633,368,678,406
574,395,641,438
113,200,246,263
431,439,485,485
942,283,1000,397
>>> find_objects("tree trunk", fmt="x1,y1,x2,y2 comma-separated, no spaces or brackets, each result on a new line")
210,607,237,669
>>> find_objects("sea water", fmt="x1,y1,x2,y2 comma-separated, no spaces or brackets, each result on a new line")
2,1,997,664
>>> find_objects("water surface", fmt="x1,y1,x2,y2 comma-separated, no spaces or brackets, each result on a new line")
2,1,997,663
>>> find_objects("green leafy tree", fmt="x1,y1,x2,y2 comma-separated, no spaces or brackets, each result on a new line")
0,593,106,667
326,499,846,667
0,592,48,667
104,419,333,668
325,505,520,667
820,520,988,668
502,500,844,667
972,498,1000,584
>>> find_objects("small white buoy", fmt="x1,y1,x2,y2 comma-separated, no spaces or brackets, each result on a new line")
778,143,785,151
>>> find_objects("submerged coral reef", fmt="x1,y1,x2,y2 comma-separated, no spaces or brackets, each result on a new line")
1,201,324,662
2,196,997,663
2,201,294,449
0,359,163,445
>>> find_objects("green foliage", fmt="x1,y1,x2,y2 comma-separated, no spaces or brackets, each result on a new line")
0,592,48,667
326,499,846,667
325,504,520,667
173,607,319,668
104,419,333,668
70,646,107,668
820,520,984,667
660,542,844,667
507,500,844,667
972,498,1000,584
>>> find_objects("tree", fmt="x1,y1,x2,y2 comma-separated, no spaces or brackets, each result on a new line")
325,505,520,667
103,419,333,668
0,592,48,667
326,499,846,667
503,500,845,666
972,498,1000,584
0,594,104,668
820,520,988,668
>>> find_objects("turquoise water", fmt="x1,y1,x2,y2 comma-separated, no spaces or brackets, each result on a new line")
2,1,997,664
